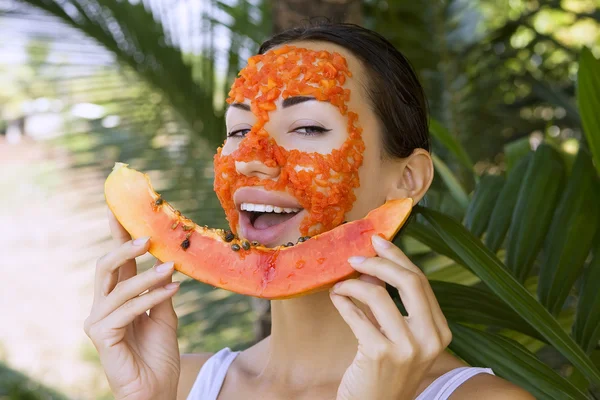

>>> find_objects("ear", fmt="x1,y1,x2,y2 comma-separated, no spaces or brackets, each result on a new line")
384,149,433,204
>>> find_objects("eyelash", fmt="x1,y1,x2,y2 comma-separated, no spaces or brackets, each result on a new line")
227,125,332,138
226,129,250,138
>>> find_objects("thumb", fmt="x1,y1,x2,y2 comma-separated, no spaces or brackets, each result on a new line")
147,268,178,328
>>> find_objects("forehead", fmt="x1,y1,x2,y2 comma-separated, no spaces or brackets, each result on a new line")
265,40,364,74
227,41,366,116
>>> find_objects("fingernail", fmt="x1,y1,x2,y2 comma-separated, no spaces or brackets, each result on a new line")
372,234,391,248
155,261,174,273
348,256,366,265
164,281,180,290
133,236,150,246
329,283,340,295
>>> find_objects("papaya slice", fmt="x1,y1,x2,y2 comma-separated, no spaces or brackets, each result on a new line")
104,162,413,299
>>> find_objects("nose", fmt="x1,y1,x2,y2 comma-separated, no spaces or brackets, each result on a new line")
235,160,280,180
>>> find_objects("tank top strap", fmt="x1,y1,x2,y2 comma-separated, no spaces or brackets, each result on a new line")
186,347,240,400
186,350,492,400
415,366,495,400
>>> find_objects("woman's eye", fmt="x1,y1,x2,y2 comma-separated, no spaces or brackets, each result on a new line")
227,128,251,138
293,125,332,136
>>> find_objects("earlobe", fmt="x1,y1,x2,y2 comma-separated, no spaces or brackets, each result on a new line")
385,149,433,204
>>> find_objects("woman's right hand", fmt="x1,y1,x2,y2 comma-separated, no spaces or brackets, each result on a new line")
84,209,181,400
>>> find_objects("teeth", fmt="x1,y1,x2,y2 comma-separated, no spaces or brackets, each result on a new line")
241,203,300,213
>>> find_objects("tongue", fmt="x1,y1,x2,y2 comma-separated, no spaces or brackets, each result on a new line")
253,212,297,230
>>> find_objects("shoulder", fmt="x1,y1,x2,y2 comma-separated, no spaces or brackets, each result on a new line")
423,352,534,399
449,371,535,399
176,352,214,400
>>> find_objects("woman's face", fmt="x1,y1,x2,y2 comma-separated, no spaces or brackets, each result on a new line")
215,41,391,247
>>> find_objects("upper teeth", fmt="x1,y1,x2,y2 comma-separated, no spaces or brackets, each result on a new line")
241,203,301,213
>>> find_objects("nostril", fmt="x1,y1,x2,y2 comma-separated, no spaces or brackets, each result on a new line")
234,160,280,179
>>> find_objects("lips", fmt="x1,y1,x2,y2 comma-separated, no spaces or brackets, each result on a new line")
234,187,305,246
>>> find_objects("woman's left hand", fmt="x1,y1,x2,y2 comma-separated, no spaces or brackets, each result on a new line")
331,234,453,400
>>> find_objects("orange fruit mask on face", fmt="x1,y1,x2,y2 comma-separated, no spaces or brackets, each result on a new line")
213,45,366,237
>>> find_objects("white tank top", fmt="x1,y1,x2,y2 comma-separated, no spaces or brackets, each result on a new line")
186,347,495,400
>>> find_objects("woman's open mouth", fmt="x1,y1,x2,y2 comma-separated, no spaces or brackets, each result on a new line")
238,202,305,246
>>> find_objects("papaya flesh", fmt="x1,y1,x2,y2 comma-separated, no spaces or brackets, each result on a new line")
104,162,413,299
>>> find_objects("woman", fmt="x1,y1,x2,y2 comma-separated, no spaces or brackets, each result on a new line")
84,22,534,399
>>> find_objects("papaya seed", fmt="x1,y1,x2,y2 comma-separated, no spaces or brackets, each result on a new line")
285,242,294,247
242,241,251,250
231,243,241,251
297,237,306,243
224,231,235,242
154,197,164,206
181,238,190,250
251,241,259,246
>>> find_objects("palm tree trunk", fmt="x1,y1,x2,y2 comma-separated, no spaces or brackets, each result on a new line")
273,0,362,34
251,0,363,344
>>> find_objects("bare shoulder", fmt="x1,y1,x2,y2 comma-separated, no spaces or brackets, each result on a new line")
449,372,535,399
176,352,214,400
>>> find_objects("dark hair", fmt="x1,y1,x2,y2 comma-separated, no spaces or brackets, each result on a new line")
259,21,430,159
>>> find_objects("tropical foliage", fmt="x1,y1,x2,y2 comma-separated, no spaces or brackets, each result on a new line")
0,362,69,400
1,0,600,398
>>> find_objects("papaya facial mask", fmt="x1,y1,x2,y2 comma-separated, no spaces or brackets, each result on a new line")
213,45,366,238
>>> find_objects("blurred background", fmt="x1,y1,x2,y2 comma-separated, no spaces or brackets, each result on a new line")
1,0,599,398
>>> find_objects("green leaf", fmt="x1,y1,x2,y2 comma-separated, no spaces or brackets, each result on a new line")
425,263,480,285
485,153,532,253
538,149,600,315
417,206,600,385
20,0,226,148
431,153,470,210
566,366,590,395
506,144,566,282
0,361,70,400
403,221,461,263
504,137,532,174
448,322,589,400
429,118,474,172
573,236,600,355
432,281,544,342
576,48,600,177
464,174,505,237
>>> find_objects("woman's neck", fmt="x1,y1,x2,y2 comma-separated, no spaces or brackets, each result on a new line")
250,290,358,388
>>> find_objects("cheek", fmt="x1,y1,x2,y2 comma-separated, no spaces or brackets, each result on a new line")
347,141,386,220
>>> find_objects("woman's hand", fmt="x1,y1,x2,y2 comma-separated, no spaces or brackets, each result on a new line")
331,234,452,400
83,209,181,400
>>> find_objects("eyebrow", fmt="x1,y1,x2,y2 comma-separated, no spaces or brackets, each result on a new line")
229,102,250,112
282,96,315,108
226,96,316,114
